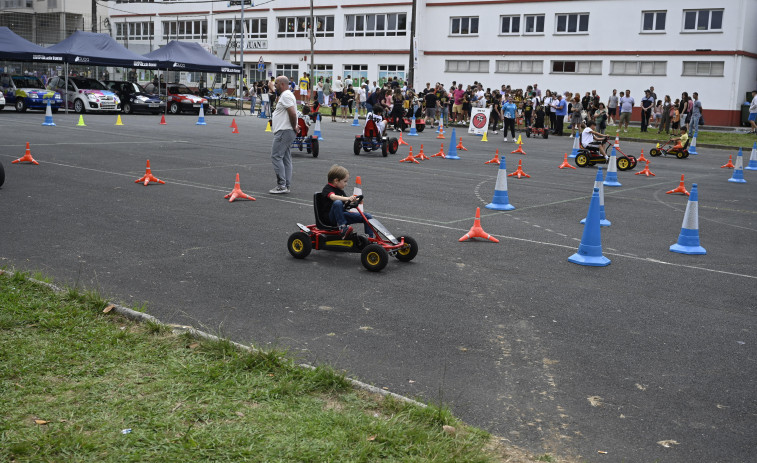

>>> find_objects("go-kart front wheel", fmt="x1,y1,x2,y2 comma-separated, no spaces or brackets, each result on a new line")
388,138,399,154
354,138,362,155
395,236,418,262
381,139,388,157
287,232,312,259
542,129,549,139
416,124,425,133
649,148,661,157
361,244,389,272
575,153,590,168
309,139,319,157
0,161,5,188
676,151,686,159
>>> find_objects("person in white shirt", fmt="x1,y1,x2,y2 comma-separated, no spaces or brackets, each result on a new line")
269,76,300,194
365,104,387,136
358,84,367,116
582,121,608,158
332,76,344,102
748,89,757,134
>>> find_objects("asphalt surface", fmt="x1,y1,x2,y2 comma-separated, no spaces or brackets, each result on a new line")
1,109,755,462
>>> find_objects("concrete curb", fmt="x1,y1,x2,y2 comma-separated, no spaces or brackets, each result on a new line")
3,269,426,409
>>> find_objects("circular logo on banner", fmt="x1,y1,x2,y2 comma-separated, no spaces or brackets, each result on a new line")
472,113,487,129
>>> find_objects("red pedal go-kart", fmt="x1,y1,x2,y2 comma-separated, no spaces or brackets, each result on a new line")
292,118,319,157
525,126,549,139
287,194,418,272
574,138,637,170
354,116,399,157
384,107,426,132
649,138,690,159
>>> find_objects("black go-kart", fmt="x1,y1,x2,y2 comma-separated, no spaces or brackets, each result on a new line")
525,126,549,139
292,117,319,157
354,117,399,157
287,194,418,272
384,106,426,132
574,137,638,171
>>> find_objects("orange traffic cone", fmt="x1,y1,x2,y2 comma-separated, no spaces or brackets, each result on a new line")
484,149,500,165
559,153,576,169
398,131,409,146
230,118,239,133
431,143,446,158
635,160,655,177
511,135,526,155
414,144,430,161
135,160,165,186
459,207,499,243
436,124,445,139
12,142,39,165
638,149,649,163
224,173,255,202
400,146,420,164
507,159,531,178
721,155,735,169
666,174,690,196
160,114,166,125
456,137,468,151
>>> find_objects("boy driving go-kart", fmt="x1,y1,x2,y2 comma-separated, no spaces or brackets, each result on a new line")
649,132,690,159
574,121,637,170
354,103,399,156
581,121,608,159
321,164,374,239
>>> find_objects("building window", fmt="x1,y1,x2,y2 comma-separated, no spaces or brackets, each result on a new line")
345,13,406,37
682,61,724,76
276,64,298,82
218,18,267,39
610,61,666,76
683,9,723,32
311,64,333,85
278,15,334,38
162,20,207,40
524,14,545,34
450,16,478,36
378,64,405,86
641,11,666,32
551,60,601,74
555,13,589,34
500,15,520,35
343,65,368,85
445,60,489,73
116,21,154,40
495,60,543,74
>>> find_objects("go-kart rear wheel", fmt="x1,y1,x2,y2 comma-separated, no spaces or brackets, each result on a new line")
650,148,661,156
416,124,425,133
381,139,389,157
287,232,312,259
676,151,686,159
395,236,418,262
0,161,5,188
526,127,531,138
683,151,690,158
388,138,399,154
542,129,549,139
575,153,590,168
310,139,319,157
628,155,637,169
617,157,631,171
361,244,389,272
354,138,362,155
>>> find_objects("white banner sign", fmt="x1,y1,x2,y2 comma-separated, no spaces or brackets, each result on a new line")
468,107,491,135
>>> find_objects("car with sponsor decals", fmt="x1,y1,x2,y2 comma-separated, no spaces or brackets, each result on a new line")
47,76,121,113
143,82,208,115
0,74,63,112
0,91,4,110
103,80,163,115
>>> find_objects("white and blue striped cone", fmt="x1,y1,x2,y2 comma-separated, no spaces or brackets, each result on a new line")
258,104,267,118
446,128,460,159
603,147,622,187
485,155,515,210
745,142,757,171
408,116,419,136
351,106,360,126
196,104,207,125
41,101,55,126
568,130,580,158
569,187,610,266
436,118,445,134
581,166,611,227
728,148,747,183
313,113,324,140
688,129,698,155
670,183,706,255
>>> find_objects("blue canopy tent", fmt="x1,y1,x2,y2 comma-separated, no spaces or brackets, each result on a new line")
143,41,241,75
0,26,66,62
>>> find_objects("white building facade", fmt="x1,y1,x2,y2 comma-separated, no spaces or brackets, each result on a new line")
107,0,757,126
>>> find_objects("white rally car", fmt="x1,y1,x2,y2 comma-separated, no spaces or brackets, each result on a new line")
47,76,121,113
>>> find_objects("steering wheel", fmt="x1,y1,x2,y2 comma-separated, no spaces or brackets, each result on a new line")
344,194,364,210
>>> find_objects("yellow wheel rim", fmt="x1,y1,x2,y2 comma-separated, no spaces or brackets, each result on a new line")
366,252,380,266
398,245,410,256
292,239,304,253
618,159,629,169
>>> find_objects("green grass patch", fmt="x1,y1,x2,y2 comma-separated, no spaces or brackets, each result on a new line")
0,271,548,462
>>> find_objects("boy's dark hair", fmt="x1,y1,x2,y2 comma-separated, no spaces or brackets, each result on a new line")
327,164,349,183
588,120,597,127
301,105,310,114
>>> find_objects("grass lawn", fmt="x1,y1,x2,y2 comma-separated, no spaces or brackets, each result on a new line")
0,270,568,463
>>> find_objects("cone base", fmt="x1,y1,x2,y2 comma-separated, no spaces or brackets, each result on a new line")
196,121,207,125
744,165,757,171
42,120,55,126
446,154,461,160
485,202,515,211
727,176,747,184
568,252,611,266
568,149,578,159
669,243,706,255
603,180,622,187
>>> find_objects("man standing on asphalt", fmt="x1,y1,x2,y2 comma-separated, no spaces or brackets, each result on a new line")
269,75,300,194
552,94,567,136
748,89,757,134
688,91,703,137
618,89,635,133
640,89,655,132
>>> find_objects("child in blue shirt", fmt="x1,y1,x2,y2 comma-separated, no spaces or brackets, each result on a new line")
321,165,374,238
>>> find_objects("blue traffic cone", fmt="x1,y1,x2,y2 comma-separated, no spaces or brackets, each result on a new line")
603,147,622,187
196,104,207,125
728,148,747,183
485,155,515,210
569,187,611,266
745,142,757,171
670,183,706,255
446,128,460,159
351,107,360,126
313,113,324,140
408,116,419,136
258,104,267,118
581,166,611,227
688,129,698,155
568,130,580,158
41,101,56,126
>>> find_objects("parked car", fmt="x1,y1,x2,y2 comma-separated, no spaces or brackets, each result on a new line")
1,74,63,112
104,80,163,114
47,76,120,113
0,91,4,111
143,82,208,115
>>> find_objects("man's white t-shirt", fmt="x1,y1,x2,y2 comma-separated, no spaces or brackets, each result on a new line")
272,89,296,133
332,79,344,93
475,90,485,108
581,127,596,147
750,95,757,113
